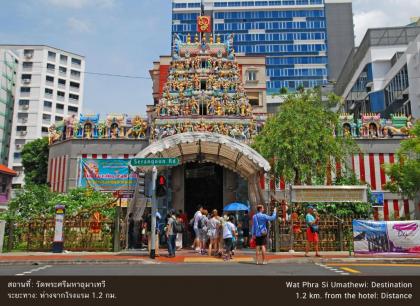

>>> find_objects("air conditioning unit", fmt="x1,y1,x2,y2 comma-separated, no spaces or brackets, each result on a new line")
16,144,22,149
21,118,28,123
24,53,33,59
22,105,29,110
20,131,27,136
16,171,22,176
22,79,31,84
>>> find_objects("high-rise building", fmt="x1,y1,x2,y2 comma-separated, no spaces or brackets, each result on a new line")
171,0,354,95
0,49,18,166
335,26,420,119
0,45,85,189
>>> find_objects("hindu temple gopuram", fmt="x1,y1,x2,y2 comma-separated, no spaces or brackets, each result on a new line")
47,21,417,221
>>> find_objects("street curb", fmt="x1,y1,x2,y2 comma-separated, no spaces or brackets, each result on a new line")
0,259,159,266
268,258,420,264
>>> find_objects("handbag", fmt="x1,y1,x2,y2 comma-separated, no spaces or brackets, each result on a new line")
255,215,267,237
310,224,319,233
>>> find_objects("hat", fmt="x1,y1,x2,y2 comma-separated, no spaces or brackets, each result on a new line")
307,205,314,210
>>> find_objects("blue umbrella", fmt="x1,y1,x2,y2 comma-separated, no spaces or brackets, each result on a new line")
223,202,249,212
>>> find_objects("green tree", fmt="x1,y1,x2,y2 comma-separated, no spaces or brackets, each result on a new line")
0,186,117,222
21,137,49,185
253,89,358,184
384,121,420,200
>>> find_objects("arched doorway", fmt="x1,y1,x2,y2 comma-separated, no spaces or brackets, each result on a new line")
132,132,271,214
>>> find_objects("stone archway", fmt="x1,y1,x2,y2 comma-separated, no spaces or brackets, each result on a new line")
133,132,270,208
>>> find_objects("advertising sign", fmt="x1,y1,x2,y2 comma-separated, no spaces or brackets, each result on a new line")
353,220,420,254
78,159,137,192
370,192,384,207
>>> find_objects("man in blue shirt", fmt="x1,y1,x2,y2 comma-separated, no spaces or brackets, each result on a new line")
252,204,277,265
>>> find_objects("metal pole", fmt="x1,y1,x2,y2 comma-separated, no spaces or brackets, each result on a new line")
289,184,294,252
113,198,121,252
150,166,158,259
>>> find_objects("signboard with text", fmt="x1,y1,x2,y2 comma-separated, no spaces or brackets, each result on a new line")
291,186,368,203
78,159,137,192
130,158,179,167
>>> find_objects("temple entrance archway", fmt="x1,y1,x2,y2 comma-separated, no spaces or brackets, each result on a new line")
133,132,271,212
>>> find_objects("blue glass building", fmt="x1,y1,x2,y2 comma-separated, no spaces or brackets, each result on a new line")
172,0,354,94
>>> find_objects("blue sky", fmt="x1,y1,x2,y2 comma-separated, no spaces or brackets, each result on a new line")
0,0,418,116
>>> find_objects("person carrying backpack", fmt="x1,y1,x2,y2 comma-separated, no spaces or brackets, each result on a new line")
175,213,185,250
252,205,277,265
166,210,177,257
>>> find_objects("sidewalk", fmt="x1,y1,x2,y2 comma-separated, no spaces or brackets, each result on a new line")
1,249,420,265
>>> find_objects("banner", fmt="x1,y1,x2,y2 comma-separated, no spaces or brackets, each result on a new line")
78,159,137,192
353,220,420,254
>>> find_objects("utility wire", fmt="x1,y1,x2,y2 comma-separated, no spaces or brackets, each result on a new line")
0,60,152,80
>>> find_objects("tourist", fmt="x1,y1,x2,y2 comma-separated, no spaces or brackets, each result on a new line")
252,205,277,265
145,210,161,257
240,210,250,248
222,215,237,261
305,205,320,257
175,213,184,250
207,209,221,256
166,210,177,257
199,209,209,255
128,213,135,249
178,209,189,246
192,205,203,251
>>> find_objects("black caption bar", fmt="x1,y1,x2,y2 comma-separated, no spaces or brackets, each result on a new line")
0,276,419,306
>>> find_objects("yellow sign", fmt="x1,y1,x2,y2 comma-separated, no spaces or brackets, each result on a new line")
291,186,368,203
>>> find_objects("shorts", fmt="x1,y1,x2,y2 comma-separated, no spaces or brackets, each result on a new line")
242,229,249,237
194,228,200,239
255,236,266,246
224,238,233,252
306,227,319,243
208,230,218,240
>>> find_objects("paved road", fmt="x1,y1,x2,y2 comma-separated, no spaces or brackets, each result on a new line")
1,262,420,276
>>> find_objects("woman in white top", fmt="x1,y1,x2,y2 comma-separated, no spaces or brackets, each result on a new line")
207,209,221,257
223,215,237,261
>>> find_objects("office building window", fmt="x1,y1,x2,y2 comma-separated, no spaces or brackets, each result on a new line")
58,79,66,85
247,70,257,81
70,70,81,77
60,54,68,63
19,100,29,106
68,106,78,113
42,113,51,120
20,87,30,93
71,58,81,66
56,103,64,110
45,88,53,95
55,116,63,121
46,75,54,82
22,62,33,69
70,81,80,88
44,101,52,108
48,51,56,59
69,94,79,101
41,127,49,133
59,66,67,74
16,126,27,132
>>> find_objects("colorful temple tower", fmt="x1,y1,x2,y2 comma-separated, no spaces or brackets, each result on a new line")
151,33,255,143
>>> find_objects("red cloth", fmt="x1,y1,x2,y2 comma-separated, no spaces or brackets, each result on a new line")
306,228,319,243
180,213,188,226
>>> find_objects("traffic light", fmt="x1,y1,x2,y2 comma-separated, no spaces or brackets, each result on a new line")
155,175,167,197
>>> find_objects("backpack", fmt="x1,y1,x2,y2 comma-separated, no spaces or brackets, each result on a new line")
173,218,184,234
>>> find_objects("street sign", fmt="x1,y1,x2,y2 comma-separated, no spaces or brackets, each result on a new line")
130,158,179,167
113,190,135,199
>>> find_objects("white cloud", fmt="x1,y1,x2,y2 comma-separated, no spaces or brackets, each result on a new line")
44,0,115,9
67,17,92,33
353,0,420,45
